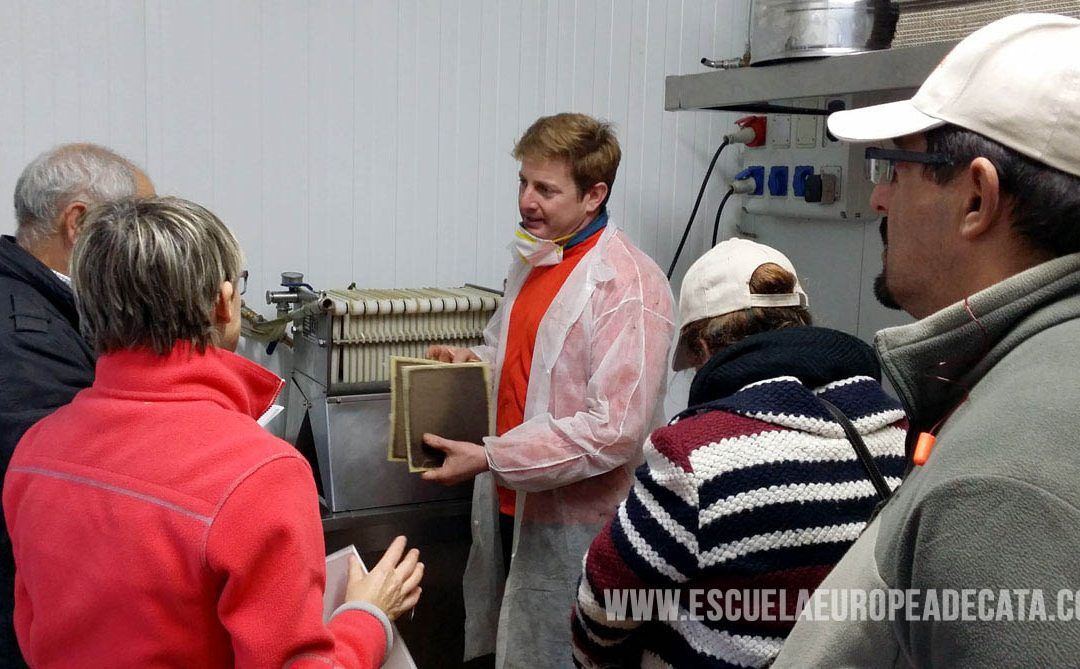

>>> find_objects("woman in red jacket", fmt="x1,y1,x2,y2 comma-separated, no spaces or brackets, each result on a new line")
3,196,422,668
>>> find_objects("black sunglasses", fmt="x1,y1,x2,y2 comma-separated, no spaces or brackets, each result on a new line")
864,147,954,184
237,269,248,296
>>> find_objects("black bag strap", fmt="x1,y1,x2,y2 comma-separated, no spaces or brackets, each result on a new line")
817,397,893,502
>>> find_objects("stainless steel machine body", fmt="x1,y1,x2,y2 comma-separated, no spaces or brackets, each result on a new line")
270,276,501,512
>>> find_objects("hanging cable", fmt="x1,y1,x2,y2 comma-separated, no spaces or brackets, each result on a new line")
667,139,728,279
666,120,761,278
709,171,760,246
710,187,736,247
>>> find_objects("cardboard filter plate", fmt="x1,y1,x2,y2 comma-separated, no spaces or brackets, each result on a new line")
388,356,440,462
400,362,493,472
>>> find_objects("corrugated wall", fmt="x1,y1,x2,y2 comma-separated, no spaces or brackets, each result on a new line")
0,0,749,299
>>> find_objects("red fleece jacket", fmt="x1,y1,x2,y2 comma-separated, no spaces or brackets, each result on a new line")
3,343,389,668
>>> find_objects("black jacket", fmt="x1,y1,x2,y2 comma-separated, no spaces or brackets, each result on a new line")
0,234,95,666
686,325,884,407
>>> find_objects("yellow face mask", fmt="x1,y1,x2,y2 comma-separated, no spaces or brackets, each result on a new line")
513,225,573,267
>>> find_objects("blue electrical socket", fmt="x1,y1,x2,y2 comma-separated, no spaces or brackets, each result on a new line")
741,166,764,195
793,166,814,197
767,166,789,196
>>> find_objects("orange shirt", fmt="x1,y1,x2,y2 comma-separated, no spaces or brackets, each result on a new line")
495,226,603,516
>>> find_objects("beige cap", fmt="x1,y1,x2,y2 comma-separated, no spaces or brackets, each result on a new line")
672,238,807,371
827,12,1080,178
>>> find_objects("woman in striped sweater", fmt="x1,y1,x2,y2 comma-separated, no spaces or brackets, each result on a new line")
572,238,907,668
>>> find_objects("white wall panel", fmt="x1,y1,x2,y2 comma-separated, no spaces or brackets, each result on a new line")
410,1,441,286
642,0,672,255
349,1,374,285
308,0,356,290
358,0,400,287
493,1,524,269
1,0,746,299
72,3,110,144
150,0,216,203
23,3,73,148
435,0,484,287
105,0,150,164
589,1,615,116
622,0,658,247
605,0,634,222
210,0,263,281
0,3,26,209
659,1,695,262
473,0,503,284
260,2,310,295
392,1,419,287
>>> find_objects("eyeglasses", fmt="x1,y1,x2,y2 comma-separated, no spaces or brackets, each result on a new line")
237,270,248,296
864,147,953,184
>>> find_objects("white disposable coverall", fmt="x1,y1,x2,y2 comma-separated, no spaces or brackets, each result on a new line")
463,223,675,667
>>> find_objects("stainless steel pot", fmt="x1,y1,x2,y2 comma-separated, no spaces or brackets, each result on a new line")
750,0,899,65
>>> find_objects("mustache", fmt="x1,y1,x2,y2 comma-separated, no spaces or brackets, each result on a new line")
879,217,888,244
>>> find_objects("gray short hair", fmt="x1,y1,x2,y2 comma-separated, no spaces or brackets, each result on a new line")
14,143,142,249
71,197,243,355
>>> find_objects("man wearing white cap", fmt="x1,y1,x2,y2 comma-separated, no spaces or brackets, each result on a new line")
774,13,1080,666
572,239,906,668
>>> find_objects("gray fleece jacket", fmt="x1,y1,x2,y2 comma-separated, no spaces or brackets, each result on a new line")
774,253,1080,668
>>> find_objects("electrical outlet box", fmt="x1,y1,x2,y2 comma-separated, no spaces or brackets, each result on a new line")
770,115,791,149
792,166,814,197
740,91,903,221
803,174,823,203
794,115,818,148
767,166,789,196
820,165,843,200
737,116,768,148
746,166,765,195
823,99,847,145
819,173,839,204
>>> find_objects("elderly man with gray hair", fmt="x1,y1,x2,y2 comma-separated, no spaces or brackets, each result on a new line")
0,142,154,667
3,196,423,668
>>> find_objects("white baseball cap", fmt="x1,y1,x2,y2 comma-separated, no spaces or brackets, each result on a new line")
672,238,808,371
827,12,1080,178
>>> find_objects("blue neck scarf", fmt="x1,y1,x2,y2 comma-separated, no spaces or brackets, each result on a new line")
562,209,608,250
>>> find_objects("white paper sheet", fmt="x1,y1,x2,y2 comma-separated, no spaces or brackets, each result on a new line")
256,404,284,428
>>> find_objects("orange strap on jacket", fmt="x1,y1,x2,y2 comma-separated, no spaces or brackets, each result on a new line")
913,432,936,466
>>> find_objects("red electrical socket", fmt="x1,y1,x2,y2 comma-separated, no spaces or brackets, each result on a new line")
736,115,767,148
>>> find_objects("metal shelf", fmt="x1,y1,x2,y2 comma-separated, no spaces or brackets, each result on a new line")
665,41,957,112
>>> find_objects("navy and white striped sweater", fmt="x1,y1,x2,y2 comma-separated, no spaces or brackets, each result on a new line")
572,328,907,668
